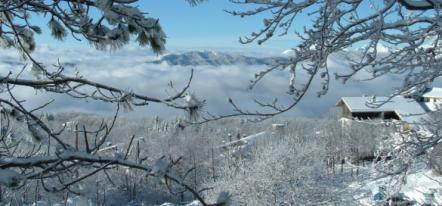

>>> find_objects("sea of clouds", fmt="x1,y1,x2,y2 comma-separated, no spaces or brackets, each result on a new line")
0,45,422,119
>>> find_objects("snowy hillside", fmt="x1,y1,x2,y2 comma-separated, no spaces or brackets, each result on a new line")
148,50,288,66
1,112,442,205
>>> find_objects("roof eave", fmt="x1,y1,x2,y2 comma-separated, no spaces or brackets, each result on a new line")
336,98,353,112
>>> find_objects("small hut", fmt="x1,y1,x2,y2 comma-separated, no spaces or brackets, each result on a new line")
336,96,428,122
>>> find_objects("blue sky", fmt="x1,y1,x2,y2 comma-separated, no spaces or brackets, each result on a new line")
34,0,301,50
139,1,296,49
31,1,387,51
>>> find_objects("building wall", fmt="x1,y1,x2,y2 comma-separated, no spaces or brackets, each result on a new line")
420,97,442,102
429,97,442,102
338,103,353,119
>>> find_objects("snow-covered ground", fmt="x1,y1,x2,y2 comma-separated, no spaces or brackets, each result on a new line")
160,200,202,206
3,114,442,206
27,199,203,206
346,161,442,206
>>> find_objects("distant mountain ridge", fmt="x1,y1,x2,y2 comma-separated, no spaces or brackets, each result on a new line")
148,51,288,66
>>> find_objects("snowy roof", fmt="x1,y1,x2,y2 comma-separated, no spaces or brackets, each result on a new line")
422,87,442,98
337,96,429,123
424,101,442,112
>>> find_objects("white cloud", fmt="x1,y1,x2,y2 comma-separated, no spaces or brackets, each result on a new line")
0,45,419,119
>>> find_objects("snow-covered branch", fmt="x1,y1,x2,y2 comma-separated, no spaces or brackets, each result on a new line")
218,0,442,120
0,0,212,204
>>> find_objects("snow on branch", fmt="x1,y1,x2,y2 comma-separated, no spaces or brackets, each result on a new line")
0,0,213,204
206,0,442,122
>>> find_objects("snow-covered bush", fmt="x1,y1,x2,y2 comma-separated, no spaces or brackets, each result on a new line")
199,119,373,205
2,113,390,205
0,0,213,204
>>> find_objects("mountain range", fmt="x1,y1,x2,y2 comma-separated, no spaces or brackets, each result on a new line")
148,51,288,66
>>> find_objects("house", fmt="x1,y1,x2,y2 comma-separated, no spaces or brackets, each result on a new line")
419,87,442,111
336,87,442,125
419,87,442,102
336,96,428,123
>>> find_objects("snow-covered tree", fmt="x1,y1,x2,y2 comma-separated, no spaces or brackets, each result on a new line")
216,0,442,118
222,0,442,197
0,1,217,205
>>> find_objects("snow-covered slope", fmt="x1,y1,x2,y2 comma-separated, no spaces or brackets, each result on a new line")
281,49,295,56
148,51,287,66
